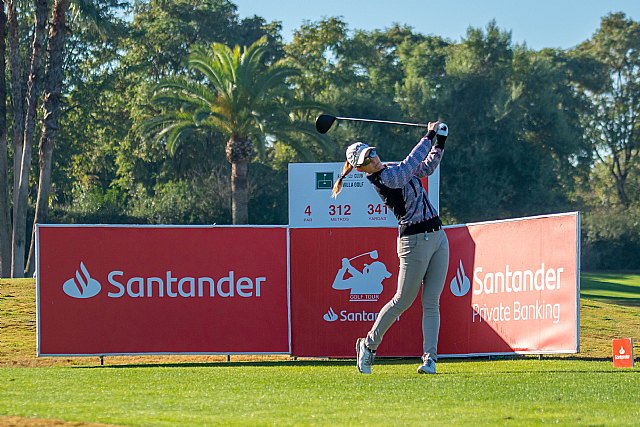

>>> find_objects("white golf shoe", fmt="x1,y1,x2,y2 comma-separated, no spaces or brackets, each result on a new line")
417,355,436,374
356,338,375,374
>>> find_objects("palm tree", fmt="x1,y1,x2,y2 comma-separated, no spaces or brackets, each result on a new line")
144,37,331,224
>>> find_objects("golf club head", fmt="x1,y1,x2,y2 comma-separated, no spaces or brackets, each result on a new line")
370,250,378,260
315,114,336,134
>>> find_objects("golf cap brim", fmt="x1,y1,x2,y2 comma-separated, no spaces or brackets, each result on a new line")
346,142,375,167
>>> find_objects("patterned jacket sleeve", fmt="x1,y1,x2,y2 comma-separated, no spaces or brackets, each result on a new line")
380,135,441,188
413,145,444,178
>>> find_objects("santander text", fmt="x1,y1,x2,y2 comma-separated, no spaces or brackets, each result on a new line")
107,270,266,298
473,263,563,295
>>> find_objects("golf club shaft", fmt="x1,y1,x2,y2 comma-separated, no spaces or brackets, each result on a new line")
348,251,377,262
336,116,428,128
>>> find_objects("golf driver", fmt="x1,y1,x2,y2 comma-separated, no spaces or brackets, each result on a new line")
316,114,447,135
348,250,379,262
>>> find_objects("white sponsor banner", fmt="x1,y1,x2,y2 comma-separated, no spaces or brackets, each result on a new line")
288,162,439,228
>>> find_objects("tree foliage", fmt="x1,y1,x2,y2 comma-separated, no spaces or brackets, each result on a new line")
143,37,328,223
1,4,640,276
576,13,640,208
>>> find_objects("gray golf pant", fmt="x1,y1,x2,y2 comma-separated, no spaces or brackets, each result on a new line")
365,229,449,360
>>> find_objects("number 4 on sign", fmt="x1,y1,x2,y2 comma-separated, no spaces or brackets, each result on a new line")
303,205,313,222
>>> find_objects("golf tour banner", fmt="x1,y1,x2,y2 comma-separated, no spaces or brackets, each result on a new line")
288,162,439,228
290,213,580,357
36,215,579,357
36,226,289,356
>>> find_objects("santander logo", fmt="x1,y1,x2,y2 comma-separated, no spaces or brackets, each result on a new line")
61,263,268,300
323,307,339,322
62,262,101,299
615,346,631,360
450,260,471,297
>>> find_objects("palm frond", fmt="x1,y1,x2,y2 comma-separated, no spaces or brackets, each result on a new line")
272,121,339,159
69,0,125,40
144,36,337,161
189,49,228,95
201,111,236,135
251,66,300,99
236,37,268,90
211,42,237,85
152,78,216,108
164,123,195,156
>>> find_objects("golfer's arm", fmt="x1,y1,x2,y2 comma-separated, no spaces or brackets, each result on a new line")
415,146,444,178
382,134,434,187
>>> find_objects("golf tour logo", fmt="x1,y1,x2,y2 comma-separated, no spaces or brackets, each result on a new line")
63,262,101,299
332,250,391,302
323,249,391,323
450,259,471,297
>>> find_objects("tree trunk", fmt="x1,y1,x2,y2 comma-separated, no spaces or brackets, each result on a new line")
26,0,70,277
226,135,254,225
12,0,48,278
231,162,248,224
0,6,11,277
7,0,24,202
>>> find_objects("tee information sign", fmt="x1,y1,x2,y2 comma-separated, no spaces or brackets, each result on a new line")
288,162,439,228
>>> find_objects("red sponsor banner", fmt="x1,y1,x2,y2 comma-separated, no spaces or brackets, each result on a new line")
290,227,422,357
37,226,289,356
612,338,634,368
441,213,579,355
290,213,579,357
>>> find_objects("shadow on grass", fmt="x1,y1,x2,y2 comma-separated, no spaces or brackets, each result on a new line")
581,291,640,307
582,296,640,307
76,357,425,369
580,274,640,306
75,355,639,370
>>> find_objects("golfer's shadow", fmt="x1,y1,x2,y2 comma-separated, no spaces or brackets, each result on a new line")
439,225,513,356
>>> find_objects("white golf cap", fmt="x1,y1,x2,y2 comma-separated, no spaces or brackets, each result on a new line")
346,142,375,167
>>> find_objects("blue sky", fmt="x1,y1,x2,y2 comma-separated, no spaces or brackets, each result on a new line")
233,0,640,50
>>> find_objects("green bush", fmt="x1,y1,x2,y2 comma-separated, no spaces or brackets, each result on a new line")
129,173,231,225
49,184,143,224
581,204,640,270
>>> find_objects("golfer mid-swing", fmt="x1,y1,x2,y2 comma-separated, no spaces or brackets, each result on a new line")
332,121,449,374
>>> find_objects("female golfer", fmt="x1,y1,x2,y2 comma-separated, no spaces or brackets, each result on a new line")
332,121,449,375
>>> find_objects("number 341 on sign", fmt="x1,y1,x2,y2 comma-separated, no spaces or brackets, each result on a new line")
367,204,388,215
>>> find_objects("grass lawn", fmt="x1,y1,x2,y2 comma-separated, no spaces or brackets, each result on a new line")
1,273,639,426
1,359,639,426
581,271,640,306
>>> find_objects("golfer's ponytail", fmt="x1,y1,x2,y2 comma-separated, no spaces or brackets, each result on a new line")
332,161,353,198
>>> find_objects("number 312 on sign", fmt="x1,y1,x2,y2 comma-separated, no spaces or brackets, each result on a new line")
329,205,351,216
